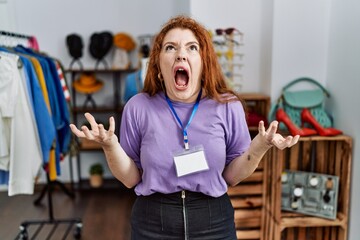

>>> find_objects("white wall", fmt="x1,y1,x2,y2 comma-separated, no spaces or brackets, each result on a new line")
270,0,331,100
326,0,360,239
13,0,183,68
0,0,16,31
190,0,264,93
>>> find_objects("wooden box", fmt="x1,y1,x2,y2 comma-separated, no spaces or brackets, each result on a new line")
263,136,352,240
227,92,270,240
228,160,266,240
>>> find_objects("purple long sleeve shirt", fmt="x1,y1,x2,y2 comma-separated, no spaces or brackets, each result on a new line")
120,91,251,197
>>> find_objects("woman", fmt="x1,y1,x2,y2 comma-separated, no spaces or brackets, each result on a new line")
70,15,299,240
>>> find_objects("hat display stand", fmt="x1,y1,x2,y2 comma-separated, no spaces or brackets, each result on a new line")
112,48,130,70
66,33,84,71
83,94,97,108
69,58,84,70
72,73,104,109
94,58,108,70
89,31,113,70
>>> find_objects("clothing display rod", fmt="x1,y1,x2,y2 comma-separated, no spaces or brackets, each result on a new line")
0,30,31,39
0,30,82,239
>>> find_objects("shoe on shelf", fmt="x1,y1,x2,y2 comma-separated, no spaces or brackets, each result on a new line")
276,108,317,136
301,108,343,136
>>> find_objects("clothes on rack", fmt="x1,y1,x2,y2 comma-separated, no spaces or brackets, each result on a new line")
0,51,43,196
0,31,40,50
0,44,71,196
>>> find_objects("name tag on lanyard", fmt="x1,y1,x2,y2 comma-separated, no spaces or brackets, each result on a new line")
166,89,209,177
173,145,209,177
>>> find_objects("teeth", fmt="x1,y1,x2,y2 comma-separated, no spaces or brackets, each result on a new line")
178,68,185,71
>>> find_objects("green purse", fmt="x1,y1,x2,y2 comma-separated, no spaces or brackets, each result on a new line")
269,77,333,129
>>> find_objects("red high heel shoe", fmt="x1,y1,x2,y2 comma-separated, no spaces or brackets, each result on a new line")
301,108,342,136
276,108,317,136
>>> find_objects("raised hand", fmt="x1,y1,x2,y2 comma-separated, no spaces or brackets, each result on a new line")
69,112,118,148
258,120,300,150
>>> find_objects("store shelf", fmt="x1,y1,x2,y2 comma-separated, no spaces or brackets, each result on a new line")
262,135,352,240
66,68,137,190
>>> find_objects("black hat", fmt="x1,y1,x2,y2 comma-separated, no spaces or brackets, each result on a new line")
140,44,150,58
66,34,83,59
89,31,113,60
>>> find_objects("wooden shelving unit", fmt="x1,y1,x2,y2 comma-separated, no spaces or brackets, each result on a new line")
262,135,352,240
66,68,137,189
227,95,351,240
227,92,270,240
228,160,266,240
239,93,270,137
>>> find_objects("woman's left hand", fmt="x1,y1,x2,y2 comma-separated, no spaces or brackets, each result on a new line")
258,120,300,150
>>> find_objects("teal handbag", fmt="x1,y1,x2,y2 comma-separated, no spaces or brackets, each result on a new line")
269,77,333,129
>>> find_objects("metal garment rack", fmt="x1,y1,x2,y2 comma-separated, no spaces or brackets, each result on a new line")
0,30,82,239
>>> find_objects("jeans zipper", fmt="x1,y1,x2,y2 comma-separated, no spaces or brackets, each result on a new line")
182,190,188,240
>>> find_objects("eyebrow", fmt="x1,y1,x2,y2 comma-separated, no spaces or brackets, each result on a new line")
163,41,199,46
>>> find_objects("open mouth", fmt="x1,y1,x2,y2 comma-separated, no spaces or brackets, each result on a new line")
174,68,189,89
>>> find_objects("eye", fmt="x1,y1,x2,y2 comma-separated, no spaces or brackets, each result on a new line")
164,44,176,51
189,44,199,51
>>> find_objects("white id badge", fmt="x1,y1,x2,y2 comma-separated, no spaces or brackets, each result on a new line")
173,145,209,177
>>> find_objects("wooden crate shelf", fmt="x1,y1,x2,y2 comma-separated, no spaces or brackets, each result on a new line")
228,160,266,240
240,93,270,117
227,93,270,240
239,93,270,138
263,135,352,240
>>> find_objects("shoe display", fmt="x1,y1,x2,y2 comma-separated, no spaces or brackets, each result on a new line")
301,108,342,136
276,108,317,136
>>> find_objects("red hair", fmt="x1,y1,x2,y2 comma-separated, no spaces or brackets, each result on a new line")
142,15,242,103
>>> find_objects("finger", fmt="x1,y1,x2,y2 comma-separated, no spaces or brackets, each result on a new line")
69,124,85,138
266,121,278,134
98,124,107,139
81,125,95,140
288,135,300,147
108,116,115,135
84,112,99,130
272,135,292,150
282,136,295,149
258,120,265,136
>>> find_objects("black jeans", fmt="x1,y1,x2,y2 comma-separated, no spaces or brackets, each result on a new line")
131,190,236,240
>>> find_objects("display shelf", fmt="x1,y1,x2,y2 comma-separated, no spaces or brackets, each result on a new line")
239,93,270,136
227,93,270,240
66,68,137,190
228,160,266,240
66,68,137,74
72,106,123,113
263,135,352,240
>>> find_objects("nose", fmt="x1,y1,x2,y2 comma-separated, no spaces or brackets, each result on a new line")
176,49,187,62
176,56,186,61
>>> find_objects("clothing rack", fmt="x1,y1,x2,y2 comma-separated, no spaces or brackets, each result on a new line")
0,30,82,239
0,30,34,48
0,30,31,39
17,174,82,240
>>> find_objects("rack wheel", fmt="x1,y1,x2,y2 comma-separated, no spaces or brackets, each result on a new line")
74,222,82,239
19,225,28,240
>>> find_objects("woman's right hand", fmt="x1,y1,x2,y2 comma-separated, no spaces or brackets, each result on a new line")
69,112,118,148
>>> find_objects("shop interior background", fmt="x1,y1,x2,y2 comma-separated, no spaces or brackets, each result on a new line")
1,0,359,239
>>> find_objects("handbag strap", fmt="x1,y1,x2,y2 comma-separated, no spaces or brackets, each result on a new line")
282,77,330,97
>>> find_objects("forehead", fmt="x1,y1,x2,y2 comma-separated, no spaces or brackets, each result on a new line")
162,28,199,44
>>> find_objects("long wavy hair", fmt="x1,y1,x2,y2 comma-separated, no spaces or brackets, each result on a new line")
142,15,242,103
